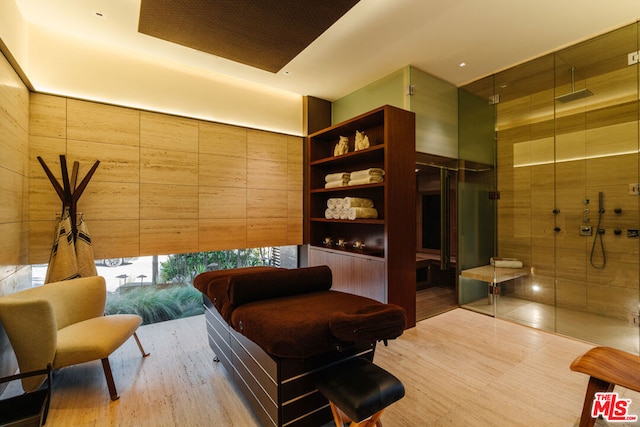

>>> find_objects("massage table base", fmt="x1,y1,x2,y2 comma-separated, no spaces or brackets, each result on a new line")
203,295,376,427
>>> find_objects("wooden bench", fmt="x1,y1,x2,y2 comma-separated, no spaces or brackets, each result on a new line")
570,346,640,427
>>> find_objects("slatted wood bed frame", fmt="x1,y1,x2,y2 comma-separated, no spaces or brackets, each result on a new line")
194,266,406,427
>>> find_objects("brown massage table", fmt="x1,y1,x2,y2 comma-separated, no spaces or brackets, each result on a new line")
193,265,406,427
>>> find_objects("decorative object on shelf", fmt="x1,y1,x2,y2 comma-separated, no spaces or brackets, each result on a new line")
325,172,350,189
354,130,370,151
353,241,365,250
337,238,347,248
323,237,333,247
334,135,349,156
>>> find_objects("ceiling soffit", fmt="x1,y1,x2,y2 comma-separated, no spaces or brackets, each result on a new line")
138,0,360,73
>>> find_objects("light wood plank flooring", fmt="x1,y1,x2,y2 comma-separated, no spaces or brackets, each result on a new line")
18,309,640,426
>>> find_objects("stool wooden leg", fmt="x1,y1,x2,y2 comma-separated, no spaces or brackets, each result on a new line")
344,409,385,427
329,402,345,427
578,376,612,427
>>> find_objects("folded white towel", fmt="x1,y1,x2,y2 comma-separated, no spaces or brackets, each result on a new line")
350,168,385,180
325,172,350,183
343,197,374,208
348,175,384,186
490,257,524,268
325,180,347,189
347,207,378,220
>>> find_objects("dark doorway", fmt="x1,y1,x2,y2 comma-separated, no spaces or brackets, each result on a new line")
415,153,458,321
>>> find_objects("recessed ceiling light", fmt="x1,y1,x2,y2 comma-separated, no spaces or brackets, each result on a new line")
459,62,467,67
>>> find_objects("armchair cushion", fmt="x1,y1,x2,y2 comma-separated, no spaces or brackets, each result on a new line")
55,314,141,368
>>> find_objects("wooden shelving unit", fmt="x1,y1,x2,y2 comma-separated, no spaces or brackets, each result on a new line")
306,105,417,327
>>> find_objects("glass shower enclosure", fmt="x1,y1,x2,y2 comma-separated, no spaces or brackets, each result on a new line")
458,22,640,355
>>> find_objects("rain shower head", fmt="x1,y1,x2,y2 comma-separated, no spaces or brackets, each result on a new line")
556,66,593,103
556,87,593,103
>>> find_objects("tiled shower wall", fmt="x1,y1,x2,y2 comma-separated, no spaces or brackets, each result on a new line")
495,23,639,321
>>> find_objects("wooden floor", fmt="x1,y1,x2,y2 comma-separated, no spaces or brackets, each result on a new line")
416,285,457,321
18,309,640,426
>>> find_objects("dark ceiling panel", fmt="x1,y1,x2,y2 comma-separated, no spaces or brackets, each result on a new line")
138,0,360,73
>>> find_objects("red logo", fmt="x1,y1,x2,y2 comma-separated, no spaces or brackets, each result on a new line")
592,392,638,422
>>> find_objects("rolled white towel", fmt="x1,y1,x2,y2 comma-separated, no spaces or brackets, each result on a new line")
343,197,374,208
347,207,378,220
334,198,344,209
339,208,350,220
348,175,384,186
327,198,339,209
490,257,523,268
332,208,342,219
325,180,347,189
350,168,385,180
325,172,350,183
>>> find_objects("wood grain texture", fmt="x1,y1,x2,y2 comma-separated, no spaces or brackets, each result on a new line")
35,309,638,427
27,93,303,262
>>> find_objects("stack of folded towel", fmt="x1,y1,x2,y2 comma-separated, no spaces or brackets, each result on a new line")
490,257,523,268
348,168,385,186
325,197,378,220
325,198,344,219
325,172,350,189
347,207,378,220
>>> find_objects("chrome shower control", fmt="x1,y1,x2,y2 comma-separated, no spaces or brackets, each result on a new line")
580,225,593,236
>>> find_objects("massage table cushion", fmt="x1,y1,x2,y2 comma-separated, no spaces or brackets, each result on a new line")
193,265,406,359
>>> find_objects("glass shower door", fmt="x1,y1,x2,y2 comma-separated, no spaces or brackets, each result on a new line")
458,22,640,355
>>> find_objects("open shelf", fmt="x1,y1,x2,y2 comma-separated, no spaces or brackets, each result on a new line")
306,105,417,327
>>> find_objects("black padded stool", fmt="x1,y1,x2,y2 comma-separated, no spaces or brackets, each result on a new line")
314,357,405,427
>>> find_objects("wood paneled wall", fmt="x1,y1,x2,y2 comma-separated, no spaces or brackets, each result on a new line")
0,52,30,292
28,94,303,264
0,51,30,386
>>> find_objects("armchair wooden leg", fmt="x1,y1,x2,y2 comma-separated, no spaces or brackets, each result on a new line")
101,358,119,401
133,332,150,357
578,376,612,427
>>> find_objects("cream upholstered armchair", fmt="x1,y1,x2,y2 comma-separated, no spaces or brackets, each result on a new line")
0,276,149,401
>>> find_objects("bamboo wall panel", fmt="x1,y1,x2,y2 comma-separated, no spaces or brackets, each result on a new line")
28,93,304,263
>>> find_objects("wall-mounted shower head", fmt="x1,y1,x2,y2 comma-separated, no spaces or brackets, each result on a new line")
555,67,593,103
598,191,604,214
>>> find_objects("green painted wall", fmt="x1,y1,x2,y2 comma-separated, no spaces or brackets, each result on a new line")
332,66,458,158
332,67,409,124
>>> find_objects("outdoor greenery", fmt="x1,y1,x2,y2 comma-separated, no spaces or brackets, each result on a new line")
159,248,275,284
105,248,275,324
105,284,203,325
